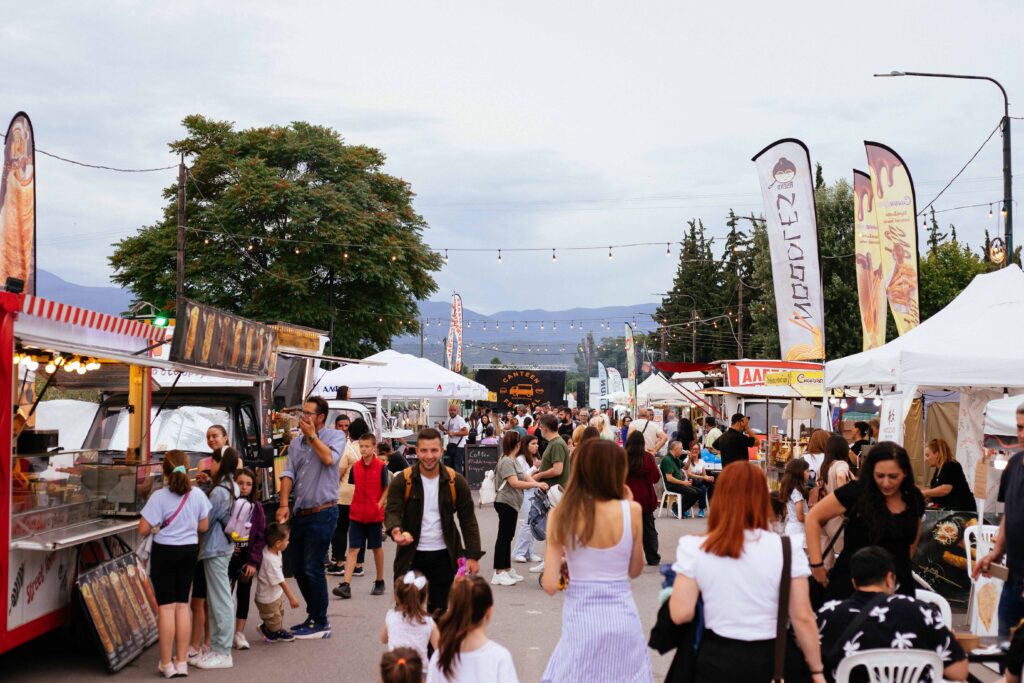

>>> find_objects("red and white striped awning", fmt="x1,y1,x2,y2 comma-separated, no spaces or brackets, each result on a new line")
20,295,167,342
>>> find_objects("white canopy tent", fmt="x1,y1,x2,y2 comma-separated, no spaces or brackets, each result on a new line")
825,265,1024,496
314,349,489,400
636,373,702,406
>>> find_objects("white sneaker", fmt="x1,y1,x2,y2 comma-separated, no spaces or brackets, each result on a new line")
186,647,207,667
529,562,545,573
528,554,543,562
508,569,525,582
159,662,176,679
174,662,188,677
195,653,233,669
491,571,517,586
512,555,528,563
233,632,250,650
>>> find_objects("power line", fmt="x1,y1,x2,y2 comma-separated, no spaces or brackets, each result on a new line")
0,132,178,173
917,119,1002,216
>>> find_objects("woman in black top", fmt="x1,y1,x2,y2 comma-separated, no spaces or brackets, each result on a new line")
920,438,975,511
805,442,925,600
850,420,873,457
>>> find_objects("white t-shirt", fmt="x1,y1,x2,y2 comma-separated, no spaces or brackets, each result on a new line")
386,608,436,665
426,640,519,683
785,489,806,537
673,530,810,641
141,486,212,546
686,458,707,477
418,475,447,551
445,415,468,448
802,452,825,480
703,427,723,449
256,549,285,603
629,419,665,453
515,455,536,476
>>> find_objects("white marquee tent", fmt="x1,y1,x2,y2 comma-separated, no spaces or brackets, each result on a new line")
637,373,702,406
825,265,1024,495
314,349,489,401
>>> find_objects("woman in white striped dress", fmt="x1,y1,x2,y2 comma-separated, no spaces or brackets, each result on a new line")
540,439,652,683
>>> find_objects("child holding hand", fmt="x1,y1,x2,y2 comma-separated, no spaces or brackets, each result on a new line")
382,570,439,667
256,523,300,642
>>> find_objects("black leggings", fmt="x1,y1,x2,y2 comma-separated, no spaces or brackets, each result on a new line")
331,505,365,566
641,510,660,565
228,550,253,620
493,502,519,570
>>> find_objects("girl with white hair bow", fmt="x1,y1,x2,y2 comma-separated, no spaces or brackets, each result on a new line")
381,570,440,666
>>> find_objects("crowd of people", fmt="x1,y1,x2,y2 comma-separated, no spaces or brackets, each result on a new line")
134,395,1024,683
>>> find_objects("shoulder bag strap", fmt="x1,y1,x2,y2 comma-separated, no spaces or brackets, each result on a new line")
773,535,792,683
824,592,888,666
163,490,191,529
822,518,848,558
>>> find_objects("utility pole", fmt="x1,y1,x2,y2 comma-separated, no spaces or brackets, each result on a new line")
737,277,744,358
176,154,186,305
691,309,697,362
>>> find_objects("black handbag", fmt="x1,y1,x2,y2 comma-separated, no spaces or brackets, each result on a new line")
808,518,847,610
648,595,704,683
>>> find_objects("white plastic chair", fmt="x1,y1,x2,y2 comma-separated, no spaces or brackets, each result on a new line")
915,588,953,630
657,468,682,519
834,648,943,683
965,524,1002,636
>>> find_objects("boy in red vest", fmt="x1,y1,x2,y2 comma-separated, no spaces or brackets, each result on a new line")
334,433,388,599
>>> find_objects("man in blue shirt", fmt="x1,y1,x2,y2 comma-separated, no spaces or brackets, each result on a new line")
276,396,346,639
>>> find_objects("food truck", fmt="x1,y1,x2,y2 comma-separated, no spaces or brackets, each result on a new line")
0,294,277,657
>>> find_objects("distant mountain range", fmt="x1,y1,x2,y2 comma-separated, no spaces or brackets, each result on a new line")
34,269,658,367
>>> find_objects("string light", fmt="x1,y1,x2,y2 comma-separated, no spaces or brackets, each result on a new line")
551,248,557,263
391,253,398,262
497,249,502,263
1002,203,1009,217
608,247,613,260
989,205,994,219
247,243,254,251
666,243,671,256
294,247,300,255
343,251,349,259
443,249,449,264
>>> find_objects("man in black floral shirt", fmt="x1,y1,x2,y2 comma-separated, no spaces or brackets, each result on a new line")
817,547,968,682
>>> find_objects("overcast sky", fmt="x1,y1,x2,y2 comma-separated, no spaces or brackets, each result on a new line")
8,1,1022,314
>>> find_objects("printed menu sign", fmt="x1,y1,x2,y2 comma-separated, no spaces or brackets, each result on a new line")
169,298,277,376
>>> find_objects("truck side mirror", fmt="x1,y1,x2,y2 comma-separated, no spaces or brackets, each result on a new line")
244,444,277,468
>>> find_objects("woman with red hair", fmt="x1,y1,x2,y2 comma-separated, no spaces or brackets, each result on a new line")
669,463,824,682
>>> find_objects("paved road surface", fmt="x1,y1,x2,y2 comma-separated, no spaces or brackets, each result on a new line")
3,504,707,682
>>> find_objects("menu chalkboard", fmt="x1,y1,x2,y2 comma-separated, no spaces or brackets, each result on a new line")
464,445,500,490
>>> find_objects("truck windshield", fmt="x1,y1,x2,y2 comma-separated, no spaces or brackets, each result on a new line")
89,406,233,453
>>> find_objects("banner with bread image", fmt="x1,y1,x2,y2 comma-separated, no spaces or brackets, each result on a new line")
170,298,277,376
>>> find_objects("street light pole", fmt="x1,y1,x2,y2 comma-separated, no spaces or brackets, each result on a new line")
874,70,1012,263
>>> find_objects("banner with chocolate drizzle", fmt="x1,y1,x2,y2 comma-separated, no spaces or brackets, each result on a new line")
854,169,888,350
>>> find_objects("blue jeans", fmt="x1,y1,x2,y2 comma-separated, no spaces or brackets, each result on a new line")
287,506,339,626
513,492,536,559
999,569,1024,637
203,555,233,655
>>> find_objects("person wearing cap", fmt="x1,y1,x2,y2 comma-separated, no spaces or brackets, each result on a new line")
713,413,757,467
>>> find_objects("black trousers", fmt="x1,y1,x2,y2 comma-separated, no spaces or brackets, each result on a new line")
641,510,660,565
445,444,465,475
493,502,518,570
330,504,365,566
410,549,455,617
228,549,253,620
667,484,703,512
696,630,774,683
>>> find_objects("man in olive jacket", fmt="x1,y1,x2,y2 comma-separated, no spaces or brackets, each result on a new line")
385,427,483,614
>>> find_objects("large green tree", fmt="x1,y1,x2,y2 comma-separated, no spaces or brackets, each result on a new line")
110,115,441,357
919,240,992,320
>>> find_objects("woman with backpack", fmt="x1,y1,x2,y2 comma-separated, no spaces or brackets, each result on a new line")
139,450,212,678
192,447,241,670
227,467,265,650
492,431,547,587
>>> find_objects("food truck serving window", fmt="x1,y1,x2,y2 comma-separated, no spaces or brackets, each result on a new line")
89,406,233,453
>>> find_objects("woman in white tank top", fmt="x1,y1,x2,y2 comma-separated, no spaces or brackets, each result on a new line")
539,440,652,683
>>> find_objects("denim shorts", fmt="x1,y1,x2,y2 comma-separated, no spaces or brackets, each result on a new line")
348,521,383,550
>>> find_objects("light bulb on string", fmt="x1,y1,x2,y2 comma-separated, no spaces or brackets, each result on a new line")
551,248,557,263
391,253,398,262
204,238,210,245
247,242,254,251
344,251,349,259
524,322,528,330
989,205,994,219
666,243,671,256
1002,203,1009,217
45,360,56,374
295,247,301,255
873,397,882,407
540,323,544,330
552,321,556,331
443,249,449,264
608,247,613,260
497,249,502,263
